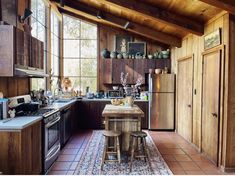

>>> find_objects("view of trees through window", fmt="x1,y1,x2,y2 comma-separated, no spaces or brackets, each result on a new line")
63,15,97,94
50,11,60,92
31,0,47,90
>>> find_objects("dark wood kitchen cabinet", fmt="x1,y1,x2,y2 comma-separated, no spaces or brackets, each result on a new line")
135,101,149,129
103,59,134,84
78,101,105,129
102,58,171,85
0,0,17,26
76,100,110,129
102,59,112,84
0,25,44,76
31,37,44,69
76,100,148,129
0,121,42,174
16,29,31,67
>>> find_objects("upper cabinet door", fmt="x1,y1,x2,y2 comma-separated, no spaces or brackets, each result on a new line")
0,0,17,26
102,59,112,84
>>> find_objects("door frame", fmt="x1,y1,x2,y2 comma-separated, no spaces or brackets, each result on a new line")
176,55,194,141
201,44,225,166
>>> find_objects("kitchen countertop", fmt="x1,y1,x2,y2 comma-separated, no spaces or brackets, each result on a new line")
78,98,149,102
0,116,42,130
0,97,147,131
47,98,148,110
45,99,77,110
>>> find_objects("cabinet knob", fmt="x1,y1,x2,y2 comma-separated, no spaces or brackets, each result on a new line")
187,104,191,108
211,113,218,118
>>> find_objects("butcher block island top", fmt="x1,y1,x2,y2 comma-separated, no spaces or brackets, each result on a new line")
102,104,144,118
102,104,144,151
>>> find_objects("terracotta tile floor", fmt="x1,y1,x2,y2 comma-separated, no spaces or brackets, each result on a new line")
48,130,233,175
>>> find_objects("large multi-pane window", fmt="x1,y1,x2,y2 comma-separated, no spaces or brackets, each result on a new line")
50,11,60,92
31,0,47,90
63,15,97,94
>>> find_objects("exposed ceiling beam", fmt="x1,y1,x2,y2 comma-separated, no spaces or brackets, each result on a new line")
101,0,204,36
59,8,170,48
199,0,235,15
51,0,182,47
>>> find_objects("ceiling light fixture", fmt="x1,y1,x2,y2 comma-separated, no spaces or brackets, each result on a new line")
60,0,65,7
97,11,103,19
124,21,130,29
19,8,33,23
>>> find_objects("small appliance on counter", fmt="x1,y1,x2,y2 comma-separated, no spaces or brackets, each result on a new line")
0,98,8,120
108,90,123,98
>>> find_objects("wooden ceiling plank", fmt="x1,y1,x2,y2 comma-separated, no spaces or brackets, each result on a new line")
59,8,170,48
102,0,204,36
199,0,235,15
51,0,182,47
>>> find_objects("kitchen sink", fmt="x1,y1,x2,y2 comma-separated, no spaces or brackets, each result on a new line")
54,99,73,103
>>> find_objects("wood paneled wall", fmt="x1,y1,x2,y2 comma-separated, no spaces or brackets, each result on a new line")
223,14,235,171
0,78,30,97
170,12,235,171
98,24,168,91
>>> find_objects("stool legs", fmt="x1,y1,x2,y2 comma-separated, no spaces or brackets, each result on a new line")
129,136,148,172
130,137,136,172
116,136,121,163
101,135,121,170
101,136,108,170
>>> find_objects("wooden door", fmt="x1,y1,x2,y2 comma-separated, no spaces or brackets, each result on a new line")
202,49,221,164
177,56,193,142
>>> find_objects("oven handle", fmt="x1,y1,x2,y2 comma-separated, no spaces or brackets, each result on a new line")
45,144,60,162
45,116,60,128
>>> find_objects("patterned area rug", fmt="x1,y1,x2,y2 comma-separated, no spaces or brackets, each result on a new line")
75,130,172,175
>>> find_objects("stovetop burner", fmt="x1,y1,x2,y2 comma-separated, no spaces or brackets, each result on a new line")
14,103,58,118
30,108,56,116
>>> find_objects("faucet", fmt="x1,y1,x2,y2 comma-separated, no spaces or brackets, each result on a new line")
53,88,62,100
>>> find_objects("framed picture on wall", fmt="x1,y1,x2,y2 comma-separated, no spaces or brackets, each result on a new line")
204,28,221,50
115,35,132,53
128,42,146,56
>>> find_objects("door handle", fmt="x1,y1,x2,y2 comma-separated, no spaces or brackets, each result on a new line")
187,104,191,108
211,113,218,118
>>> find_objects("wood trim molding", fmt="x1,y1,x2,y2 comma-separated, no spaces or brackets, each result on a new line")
202,44,225,55
177,54,194,61
199,0,235,15
103,0,204,36
51,0,182,47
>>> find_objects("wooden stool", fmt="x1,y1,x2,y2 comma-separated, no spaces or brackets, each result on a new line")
129,131,148,172
101,130,121,170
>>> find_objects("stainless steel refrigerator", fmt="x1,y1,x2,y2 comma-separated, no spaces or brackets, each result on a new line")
148,74,175,130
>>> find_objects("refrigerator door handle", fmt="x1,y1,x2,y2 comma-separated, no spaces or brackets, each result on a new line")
149,94,152,107
149,75,153,93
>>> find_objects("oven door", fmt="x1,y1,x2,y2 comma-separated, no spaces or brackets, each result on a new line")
44,115,61,173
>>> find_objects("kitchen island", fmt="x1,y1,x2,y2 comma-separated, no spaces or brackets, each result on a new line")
102,104,144,151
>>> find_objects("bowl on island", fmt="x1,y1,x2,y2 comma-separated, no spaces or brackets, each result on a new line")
111,98,122,106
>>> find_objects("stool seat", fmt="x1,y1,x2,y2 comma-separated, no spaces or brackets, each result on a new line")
131,131,147,138
103,130,121,137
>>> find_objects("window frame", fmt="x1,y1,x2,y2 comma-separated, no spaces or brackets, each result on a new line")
62,14,98,94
